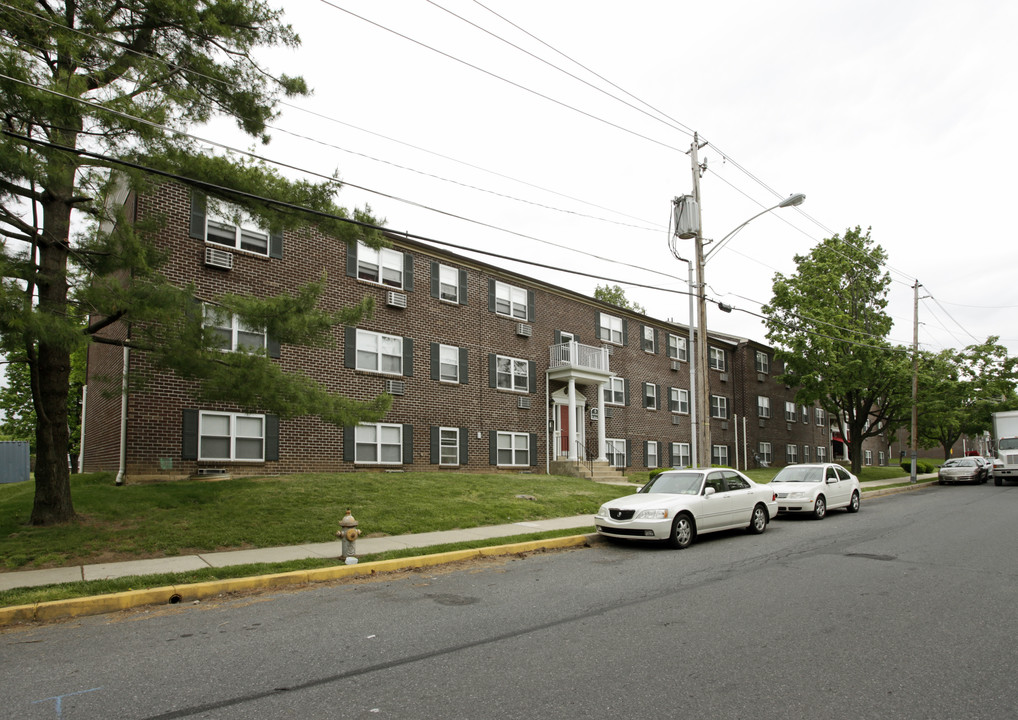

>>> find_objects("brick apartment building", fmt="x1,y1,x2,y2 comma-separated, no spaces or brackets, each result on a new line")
81,181,890,481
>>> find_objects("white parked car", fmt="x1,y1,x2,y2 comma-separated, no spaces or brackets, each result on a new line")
595,468,778,549
770,463,861,519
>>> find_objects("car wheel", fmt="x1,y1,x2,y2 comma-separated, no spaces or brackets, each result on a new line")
748,504,768,534
938,479,945,485
847,490,860,513
812,495,826,520
668,513,694,549
995,476,1003,486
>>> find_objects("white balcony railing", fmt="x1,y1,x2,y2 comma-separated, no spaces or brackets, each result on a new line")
549,341,610,373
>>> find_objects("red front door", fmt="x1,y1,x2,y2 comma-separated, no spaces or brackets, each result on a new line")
560,405,569,452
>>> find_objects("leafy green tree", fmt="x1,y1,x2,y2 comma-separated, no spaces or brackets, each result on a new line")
0,1,389,524
594,284,646,314
763,227,912,474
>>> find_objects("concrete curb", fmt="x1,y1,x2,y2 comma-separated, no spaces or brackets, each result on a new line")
0,534,592,627
861,479,939,498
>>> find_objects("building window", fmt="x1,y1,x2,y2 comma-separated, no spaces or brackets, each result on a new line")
356,330,404,375
865,450,873,466
438,344,460,383
803,445,810,463
494,281,529,320
599,313,625,345
667,334,688,361
817,446,827,461
801,405,809,424
604,377,626,405
204,306,266,353
712,444,729,467
758,442,772,464
606,438,627,468
787,444,799,464
355,423,403,464
437,264,460,303
199,412,265,461
642,326,656,353
710,394,728,419
669,387,689,414
785,401,796,422
755,350,769,374
671,442,691,468
816,407,825,426
357,241,404,288
643,382,658,410
757,396,770,419
495,354,529,392
439,427,460,466
206,205,270,255
646,440,659,469
496,431,530,466
879,451,886,466
709,346,726,371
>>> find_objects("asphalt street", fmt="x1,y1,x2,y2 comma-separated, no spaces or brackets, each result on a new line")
2,482,1016,719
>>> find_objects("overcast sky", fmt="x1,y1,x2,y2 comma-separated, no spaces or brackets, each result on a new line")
206,0,1018,355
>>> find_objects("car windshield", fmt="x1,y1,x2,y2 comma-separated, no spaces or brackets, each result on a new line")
772,466,824,483
1000,438,1018,451
944,458,975,467
640,471,703,495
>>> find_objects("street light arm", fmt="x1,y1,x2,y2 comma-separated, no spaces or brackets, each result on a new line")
703,193,805,264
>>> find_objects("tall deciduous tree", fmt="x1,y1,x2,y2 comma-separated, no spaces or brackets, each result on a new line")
0,1,389,524
763,227,911,474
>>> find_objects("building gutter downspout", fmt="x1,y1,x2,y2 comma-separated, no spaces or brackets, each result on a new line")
115,345,129,486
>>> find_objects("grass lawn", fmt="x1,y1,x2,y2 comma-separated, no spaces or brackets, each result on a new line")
0,471,631,571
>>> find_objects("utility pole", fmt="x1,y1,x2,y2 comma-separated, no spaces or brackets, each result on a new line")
690,132,711,468
910,280,920,483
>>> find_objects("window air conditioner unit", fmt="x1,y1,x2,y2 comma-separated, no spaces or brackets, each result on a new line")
384,379,405,396
670,361,680,371
204,246,233,270
604,407,614,419
590,408,599,420
757,373,767,382
719,372,729,382
516,323,532,337
759,419,766,428
720,421,729,430
605,345,614,355
672,415,682,425
386,291,407,309
517,396,531,409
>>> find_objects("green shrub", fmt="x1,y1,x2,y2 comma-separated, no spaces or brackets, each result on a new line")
899,459,938,474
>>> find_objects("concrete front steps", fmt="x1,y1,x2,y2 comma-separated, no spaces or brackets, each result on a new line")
550,459,631,484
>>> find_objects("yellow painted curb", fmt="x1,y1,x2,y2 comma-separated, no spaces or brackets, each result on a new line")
0,534,592,627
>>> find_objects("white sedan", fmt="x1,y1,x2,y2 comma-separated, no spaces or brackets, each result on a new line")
595,468,778,549
770,463,861,519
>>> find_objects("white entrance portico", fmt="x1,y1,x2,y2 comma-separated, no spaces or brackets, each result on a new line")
547,340,613,463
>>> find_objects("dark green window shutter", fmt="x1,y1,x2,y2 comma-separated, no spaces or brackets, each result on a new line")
554,330,562,344
269,229,283,259
459,347,469,384
430,342,440,381
594,312,601,341
181,409,199,460
267,336,281,359
488,353,496,388
402,424,413,465
529,433,538,466
622,318,629,346
430,261,439,298
488,278,495,312
666,442,673,466
403,253,414,292
458,269,468,305
623,378,630,406
656,384,662,408
403,338,413,377
188,191,206,240
527,290,535,322
265,415,279,461
528,360,537,394
626,439,632,467
489,430,498,465
344,327,357,369
346,243,358,277
430,426,439,464
643,440,649,467
459,427,469,464
343,426,354,462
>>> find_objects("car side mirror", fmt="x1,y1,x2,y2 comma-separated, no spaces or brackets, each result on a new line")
826,477,837,484
703,486,716,497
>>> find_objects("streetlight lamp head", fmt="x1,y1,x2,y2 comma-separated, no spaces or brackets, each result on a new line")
778,193,806,208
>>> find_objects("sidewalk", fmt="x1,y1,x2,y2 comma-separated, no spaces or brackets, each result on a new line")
0,475,937,594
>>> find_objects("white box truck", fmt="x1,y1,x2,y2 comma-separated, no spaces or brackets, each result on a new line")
992,410,1018,485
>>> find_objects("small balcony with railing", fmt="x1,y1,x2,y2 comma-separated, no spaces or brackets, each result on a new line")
547,341,612,382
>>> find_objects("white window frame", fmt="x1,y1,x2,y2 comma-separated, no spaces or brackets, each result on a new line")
710,394,728,419
803,445,811,463
438,264,459,303
604,377,625,406
205,204,270,256
670,387,689,414
494,281,529,320
879,451,886,466
599,313,624,345
355,423,403,465
495,354,529,393
668,334,688,362
817,446,827,461
496,431,530,466
712,444,729,467
671,442,691,468
785,401,796,422
199,411,265,461
606,438,627,468
757,396,770,419
758,442,772,464
204,305,266,353
755,351,769,374
439,427,459,466
357,241,404,289
709,346,726,371
356,329,404,375
646,440,659,469
438,343,460,384
865,449,873,466
787,444,799,464
801,405,809,424
644,382,657,410
642,326,655,353
816,407,825,426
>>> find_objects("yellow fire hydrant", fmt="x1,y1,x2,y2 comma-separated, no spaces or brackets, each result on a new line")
336,509,361,563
